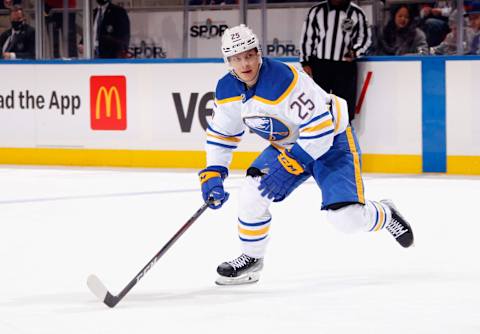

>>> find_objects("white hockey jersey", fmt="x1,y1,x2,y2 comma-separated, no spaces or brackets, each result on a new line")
206,57,349,168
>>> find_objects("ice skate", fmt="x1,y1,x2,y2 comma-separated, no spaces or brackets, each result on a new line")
215,254,263,286
381,199,414,248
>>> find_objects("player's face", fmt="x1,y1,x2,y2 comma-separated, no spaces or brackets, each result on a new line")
228,49,261,85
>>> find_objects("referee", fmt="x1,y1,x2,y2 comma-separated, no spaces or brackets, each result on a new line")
300,0,371,121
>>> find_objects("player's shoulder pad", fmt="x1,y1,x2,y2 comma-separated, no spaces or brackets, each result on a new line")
254,58,298,105
215,73,244,105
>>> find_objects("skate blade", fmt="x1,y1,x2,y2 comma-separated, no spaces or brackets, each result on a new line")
215,271,261,286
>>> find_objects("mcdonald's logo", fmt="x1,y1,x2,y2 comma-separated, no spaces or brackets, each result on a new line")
90,76,127,130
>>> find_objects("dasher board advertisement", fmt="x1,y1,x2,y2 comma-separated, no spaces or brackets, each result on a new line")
0,60,422,171
1,57,479,174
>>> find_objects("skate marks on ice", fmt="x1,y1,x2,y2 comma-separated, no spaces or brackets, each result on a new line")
4,269,471,308
0,168,479,333
0,189,202,205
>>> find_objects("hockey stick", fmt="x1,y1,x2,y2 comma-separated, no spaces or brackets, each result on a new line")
87,200,212,308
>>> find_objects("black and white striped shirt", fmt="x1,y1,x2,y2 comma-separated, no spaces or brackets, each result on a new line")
300,1,372,63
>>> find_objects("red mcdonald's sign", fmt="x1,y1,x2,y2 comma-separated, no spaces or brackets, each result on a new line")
90,76,127,130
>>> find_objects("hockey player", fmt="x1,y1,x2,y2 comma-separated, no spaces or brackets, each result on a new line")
199,24,414,286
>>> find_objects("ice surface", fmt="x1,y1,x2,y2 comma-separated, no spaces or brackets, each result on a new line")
0,166,479,334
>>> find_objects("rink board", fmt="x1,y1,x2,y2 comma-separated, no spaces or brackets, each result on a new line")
0,56,478,174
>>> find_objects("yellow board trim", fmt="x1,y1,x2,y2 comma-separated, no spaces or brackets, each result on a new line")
238,225,270,236
9,148,480,174
301,119,333,133
216,96,242,105
0,148,209,168
0,148,425,173
207,133,241,143
361,154,422,174
252,65,298,105
447,156,480,175
345,127,365,204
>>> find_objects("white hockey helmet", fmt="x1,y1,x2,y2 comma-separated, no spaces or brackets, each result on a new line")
221,24,260,61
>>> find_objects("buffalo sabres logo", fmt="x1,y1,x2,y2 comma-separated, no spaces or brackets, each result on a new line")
243,116,290,141
341,18,354,33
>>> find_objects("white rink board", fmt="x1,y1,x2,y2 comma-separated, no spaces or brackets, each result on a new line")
0,61,423,156
353,61,422,155
446,60,480,156
0,63,226,150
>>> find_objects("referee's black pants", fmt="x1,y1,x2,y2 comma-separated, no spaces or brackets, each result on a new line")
309,58,357,122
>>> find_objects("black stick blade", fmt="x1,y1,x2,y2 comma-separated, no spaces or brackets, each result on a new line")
87,274,119,308
104,292,120,308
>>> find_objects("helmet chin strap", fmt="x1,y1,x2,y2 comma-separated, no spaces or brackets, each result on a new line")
228,53,263,87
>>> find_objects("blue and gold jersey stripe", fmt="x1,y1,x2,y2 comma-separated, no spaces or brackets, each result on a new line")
207,133,241,143
207,125,244,138
301,119,333,133
216,96,242,105
206,141,237,149
299,111,330,129
298,129,334,140
298,110,334,140
206,126,243,150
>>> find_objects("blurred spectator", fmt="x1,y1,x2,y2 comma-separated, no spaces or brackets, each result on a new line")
188,0,260,4
370,4,428,56
0,5,34,59
430,9,474,55
0,0,22,34
45,0,77,58
465,1,480,55
91,0,130,58
299,0,371,122
0,0,20,10
419,1,453,47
